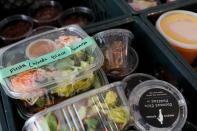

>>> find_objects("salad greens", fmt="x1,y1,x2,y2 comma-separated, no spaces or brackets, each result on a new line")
34,90,130,131
45,112,59,131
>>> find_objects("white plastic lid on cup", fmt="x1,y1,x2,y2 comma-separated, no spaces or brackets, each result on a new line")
156,10,197,49
129,80,187,131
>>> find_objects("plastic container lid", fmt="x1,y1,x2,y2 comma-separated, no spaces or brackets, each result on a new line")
156,10,197,49
29,26,57,37
22,82,131,131
0,15,33,44
28,0,63,24
58,6,95,27
128,0,158,11
123,73,156,97
129,80,187,131
0,25,104,99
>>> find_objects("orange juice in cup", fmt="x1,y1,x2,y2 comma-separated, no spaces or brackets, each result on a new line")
156,10,197,64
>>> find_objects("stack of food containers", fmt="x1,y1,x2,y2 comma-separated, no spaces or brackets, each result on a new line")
0,21,189,130
0,24,115,120
22,82,131,131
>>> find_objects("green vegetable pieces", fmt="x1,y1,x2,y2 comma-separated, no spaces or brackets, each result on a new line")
45,112,59,131
84,118,99,131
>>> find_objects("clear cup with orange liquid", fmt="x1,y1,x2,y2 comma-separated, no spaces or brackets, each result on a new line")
156,10,197,64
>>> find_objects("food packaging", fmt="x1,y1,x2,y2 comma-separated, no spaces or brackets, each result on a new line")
29,26,57,37
122,73,156,97
59,6,95,27
0,15,33,44
94,29,139,80
28,0,63,26
0,25,104,100
22,82,132,131
129,80,187,131
128,0,158,11
156,10,197,64
16,69,109,119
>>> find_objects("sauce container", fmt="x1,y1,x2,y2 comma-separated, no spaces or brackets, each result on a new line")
28,0,63,26
0,25,104,100
94,29,139,80
59,6,95,27
156,10,197,64
123,73,156,97
129,80,187,131
166,0,176,2
16,69,109,119
0,15,33,45
30,26,57,37
128,0,158,11
22,82,131,131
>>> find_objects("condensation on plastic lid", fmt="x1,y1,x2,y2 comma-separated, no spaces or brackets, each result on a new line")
156,10,197,49
129,80,187,131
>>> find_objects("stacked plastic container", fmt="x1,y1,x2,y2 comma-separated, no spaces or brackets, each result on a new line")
22,82,131,131
0,24,112,120
0,24,134,131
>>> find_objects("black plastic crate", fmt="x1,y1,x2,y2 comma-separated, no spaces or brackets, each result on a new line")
0,0,130,47
87,16,197,127
124,0,190,15
0,90,9,131
1,16,197,131
141,0,197,90
0,0,129,28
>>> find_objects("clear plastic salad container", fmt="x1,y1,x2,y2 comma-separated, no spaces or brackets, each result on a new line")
22,82,131,131
0,25,104,99
16,69,109,119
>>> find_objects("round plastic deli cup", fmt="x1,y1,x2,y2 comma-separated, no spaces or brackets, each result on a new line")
28,0,63,26
22,82,132,131
128,0,158,11
94,29,139,80
29,26,57,37
59,6,95,27
129,80,187,131
156,10,197,64
123,73,156,97
0,15,33,45
16,69,109,119
0,25,104,100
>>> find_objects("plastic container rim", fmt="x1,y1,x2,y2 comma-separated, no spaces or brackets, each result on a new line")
0,24,104,99
58,6,96,26
22,81,127,130
28,0,63,23
156,10,197,49
0,14,34,41
129,79,188,131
